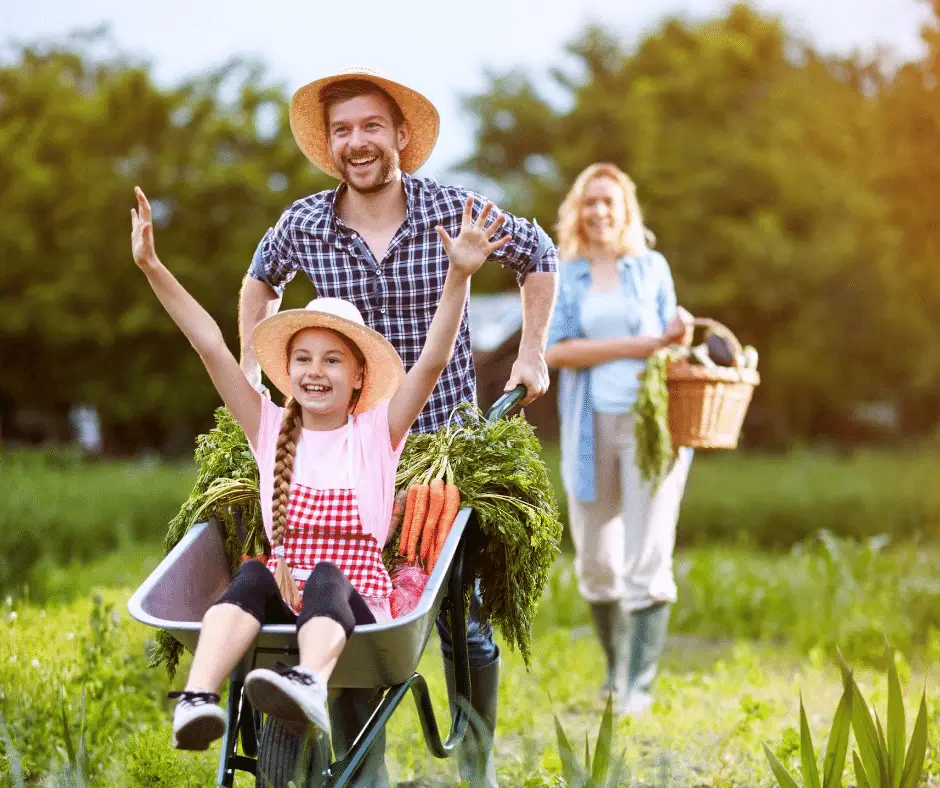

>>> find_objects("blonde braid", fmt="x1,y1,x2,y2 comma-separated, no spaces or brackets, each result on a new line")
270,397,303,611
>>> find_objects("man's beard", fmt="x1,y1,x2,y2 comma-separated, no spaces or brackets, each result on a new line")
339,146,398,194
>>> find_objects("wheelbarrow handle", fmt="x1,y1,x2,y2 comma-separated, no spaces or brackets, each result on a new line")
485,384,527,422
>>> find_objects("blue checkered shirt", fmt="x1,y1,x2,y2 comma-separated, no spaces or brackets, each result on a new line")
248,173,558,434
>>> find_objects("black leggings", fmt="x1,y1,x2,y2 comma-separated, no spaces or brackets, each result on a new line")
214,559,376,637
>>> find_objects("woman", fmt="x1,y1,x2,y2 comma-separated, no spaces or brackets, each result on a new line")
545,163,693,714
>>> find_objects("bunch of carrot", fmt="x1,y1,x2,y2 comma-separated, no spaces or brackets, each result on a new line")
396,457,461,573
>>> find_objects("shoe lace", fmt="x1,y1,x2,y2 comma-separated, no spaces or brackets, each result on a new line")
273,661,317,687
168,690,221,707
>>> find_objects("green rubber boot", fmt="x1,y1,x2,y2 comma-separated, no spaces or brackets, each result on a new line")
624,602,671,715
443,656,500,788
589,601,626,699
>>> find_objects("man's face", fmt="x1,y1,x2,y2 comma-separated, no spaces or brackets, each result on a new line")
326,93,410,194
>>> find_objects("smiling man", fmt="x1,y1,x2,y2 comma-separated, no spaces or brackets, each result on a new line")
238,68,558,787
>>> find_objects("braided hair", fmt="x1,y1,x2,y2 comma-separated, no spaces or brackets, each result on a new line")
269,397,304,611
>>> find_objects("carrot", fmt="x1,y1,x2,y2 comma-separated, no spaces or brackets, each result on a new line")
406,484,430,563
430,483,461,570
398,486,418,557
420,478,446,562
389,488,408,547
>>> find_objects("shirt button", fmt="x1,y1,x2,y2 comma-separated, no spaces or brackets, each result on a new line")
380,308,386,314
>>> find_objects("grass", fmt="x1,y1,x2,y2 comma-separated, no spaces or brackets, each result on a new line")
3,545,940,786
5,444,940,598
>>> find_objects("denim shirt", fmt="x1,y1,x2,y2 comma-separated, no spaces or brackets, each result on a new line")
547,251,678,502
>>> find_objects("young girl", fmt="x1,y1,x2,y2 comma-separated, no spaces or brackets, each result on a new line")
129,186,510,750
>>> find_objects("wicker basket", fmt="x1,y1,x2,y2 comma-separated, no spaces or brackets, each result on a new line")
667,319,760,449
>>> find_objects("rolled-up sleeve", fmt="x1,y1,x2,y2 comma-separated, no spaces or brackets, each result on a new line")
547,273,581,349
247,208,298,296
655,252,678,329
465,193,558,286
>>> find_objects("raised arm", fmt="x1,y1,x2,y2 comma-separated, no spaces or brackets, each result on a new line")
130,187,261,446
387,198,510,447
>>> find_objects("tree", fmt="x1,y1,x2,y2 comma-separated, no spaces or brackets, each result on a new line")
460,4,920,445
0,31,328,451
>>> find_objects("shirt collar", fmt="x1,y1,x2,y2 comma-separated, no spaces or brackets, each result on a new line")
324,173,417,245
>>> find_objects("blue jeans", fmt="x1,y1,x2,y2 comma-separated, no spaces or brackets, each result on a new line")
435,579,500,668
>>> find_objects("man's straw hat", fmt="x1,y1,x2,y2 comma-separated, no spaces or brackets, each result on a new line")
289,66,440,179
251,298,405,413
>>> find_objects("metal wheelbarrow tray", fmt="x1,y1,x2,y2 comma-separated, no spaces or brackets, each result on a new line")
127,387,525,786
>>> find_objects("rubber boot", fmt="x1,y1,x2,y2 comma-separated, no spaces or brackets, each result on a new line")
624,602,671,715
589,601,629,701
443,656,500,788
328,687,390,788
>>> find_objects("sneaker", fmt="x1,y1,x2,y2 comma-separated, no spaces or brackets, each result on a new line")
244,662,330,737
169,690,226,750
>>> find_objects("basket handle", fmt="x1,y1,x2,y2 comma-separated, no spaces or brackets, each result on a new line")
690,317,743,357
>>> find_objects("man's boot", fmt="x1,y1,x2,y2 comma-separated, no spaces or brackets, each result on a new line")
443,655,500,788
624,602,671,715
328,687,390,788
589,601,626,699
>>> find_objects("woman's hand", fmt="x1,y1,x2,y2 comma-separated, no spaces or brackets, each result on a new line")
663,306,695,347
435,197,512,278
130,186,157,269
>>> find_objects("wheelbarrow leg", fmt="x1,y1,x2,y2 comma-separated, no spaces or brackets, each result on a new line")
217,677,244,787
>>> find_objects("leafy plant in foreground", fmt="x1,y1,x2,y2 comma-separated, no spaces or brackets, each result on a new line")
764,644,928,788
553,694,627,787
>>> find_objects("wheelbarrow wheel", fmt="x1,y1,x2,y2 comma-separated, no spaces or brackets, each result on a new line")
256,716,330,788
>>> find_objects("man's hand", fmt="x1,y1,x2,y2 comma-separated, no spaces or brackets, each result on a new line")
504,348,550,406
435,197,511,278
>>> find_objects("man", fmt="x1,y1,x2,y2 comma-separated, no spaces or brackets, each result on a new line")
240,67,557,787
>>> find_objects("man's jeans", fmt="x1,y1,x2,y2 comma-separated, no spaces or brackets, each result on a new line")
435,579,500,668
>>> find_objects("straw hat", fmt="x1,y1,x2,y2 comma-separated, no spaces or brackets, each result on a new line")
289,66,440,179
251,298,405,413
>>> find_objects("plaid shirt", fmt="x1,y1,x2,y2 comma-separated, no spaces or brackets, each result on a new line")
248,173,558,434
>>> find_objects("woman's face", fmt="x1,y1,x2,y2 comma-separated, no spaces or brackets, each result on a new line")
288,328,364,418
579,176,626,250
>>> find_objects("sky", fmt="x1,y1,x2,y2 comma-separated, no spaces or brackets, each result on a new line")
6,0,934,179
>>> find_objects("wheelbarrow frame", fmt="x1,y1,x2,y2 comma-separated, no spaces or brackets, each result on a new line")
127,387,525,786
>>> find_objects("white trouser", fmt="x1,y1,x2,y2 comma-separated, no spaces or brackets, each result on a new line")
567,411,692,611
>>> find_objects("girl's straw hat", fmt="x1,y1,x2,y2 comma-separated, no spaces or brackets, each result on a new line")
251,298,405,413
289,66,440,179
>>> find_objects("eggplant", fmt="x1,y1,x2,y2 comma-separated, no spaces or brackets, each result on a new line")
706,333,738,367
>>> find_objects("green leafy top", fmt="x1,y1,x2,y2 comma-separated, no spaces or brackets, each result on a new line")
394,403,563,666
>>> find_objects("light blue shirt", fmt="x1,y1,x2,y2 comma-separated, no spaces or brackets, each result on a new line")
581,289,640,413
547,251,678,502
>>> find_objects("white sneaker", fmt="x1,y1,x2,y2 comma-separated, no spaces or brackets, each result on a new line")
170,691,227,750
244,663,330,737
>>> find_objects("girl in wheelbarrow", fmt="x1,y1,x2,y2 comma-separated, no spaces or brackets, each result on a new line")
129,185,509,750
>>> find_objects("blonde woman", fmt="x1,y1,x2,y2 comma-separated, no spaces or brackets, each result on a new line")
546,163,693,714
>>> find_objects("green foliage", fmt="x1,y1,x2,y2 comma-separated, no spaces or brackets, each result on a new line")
0,592,173,783
461,3,940,445
396,403,562,664
0,30,326,452
632,348,675,485
537,535,940,666
552,694,627,787
151,407,263,677
764,645,929,788
0,448,192,593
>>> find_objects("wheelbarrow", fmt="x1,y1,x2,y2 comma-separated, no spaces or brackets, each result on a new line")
127,386,526,786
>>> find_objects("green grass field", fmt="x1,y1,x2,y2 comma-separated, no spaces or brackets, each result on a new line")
3,545,940,786
4,446,940,785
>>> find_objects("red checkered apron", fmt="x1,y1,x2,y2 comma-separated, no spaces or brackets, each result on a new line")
266,416,392,604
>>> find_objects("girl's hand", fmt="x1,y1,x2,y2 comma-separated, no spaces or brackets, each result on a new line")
130,186,157,269
435,196,512,278
663,306,695,346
